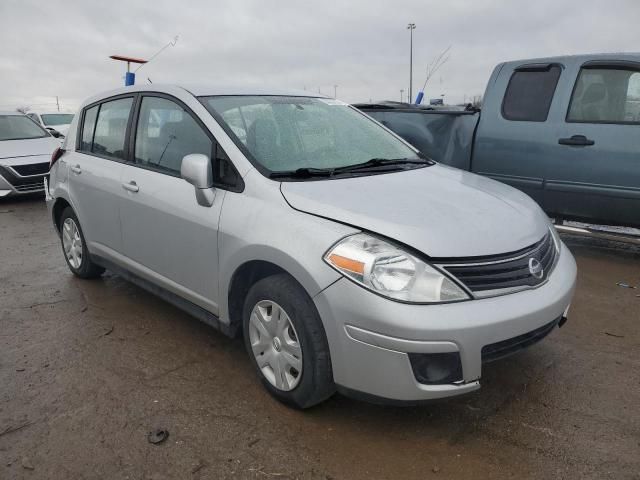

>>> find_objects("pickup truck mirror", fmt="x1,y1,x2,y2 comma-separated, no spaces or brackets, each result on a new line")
181,154,215,207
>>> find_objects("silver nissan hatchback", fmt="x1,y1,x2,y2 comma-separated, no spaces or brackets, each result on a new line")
46,84,577,408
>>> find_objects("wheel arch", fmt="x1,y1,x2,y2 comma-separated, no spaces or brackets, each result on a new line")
52,197,72,233
222,247,341,337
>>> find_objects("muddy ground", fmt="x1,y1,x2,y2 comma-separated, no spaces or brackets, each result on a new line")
1,196,639,480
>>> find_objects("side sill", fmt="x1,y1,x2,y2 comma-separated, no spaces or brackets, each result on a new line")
92,255,238,338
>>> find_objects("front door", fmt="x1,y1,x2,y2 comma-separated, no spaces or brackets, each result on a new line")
118,95,224,314
546,60,640,227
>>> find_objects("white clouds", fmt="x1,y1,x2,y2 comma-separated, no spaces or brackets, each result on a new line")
0,0,638,110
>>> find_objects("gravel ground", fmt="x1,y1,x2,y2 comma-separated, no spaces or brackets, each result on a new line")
1,196,639,480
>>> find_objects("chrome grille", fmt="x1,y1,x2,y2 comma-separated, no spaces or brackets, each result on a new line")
438,233,557,297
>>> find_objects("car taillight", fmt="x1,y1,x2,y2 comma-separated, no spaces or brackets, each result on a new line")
50,147,65,168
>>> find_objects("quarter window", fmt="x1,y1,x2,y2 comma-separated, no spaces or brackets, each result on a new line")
92,98,133,160
134,97,212,175
502,65,562,122
567,67,640,124
80,105,98,152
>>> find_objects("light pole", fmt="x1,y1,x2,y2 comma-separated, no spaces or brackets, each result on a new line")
400,89,404,103
334,85,338,98
407,23,416,103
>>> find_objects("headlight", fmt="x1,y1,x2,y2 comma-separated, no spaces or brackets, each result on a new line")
324,233,471,303
549,224,561,254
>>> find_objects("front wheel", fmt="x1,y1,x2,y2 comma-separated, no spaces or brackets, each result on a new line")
59,207,105,279
242,273,334,409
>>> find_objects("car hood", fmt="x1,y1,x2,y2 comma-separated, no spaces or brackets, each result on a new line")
0,136,59,161
280,164,550,258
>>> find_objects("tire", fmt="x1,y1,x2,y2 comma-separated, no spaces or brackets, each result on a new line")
59,206,105,279
242,273,334,408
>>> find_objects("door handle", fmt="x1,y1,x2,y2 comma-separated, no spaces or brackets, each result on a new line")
122,181,139,193
70,164,82,174
558,135,595,147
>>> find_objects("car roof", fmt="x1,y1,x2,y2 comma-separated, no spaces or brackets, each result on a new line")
0,111,25,116
502,51,640,67
34,111,74,115
80,83,327,108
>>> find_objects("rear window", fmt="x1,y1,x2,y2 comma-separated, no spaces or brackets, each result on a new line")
91,98,133,160
41,113,74,126
0,115,49,141
502,65,562,122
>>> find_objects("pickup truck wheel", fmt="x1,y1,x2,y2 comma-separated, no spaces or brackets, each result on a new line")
242,273,334,409
59,207,105,279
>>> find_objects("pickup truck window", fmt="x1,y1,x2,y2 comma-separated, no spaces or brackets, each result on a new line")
502,65,561,122
567,67,640,124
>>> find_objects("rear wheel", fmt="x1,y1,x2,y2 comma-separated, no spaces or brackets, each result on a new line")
243,273,334,408
59,207,105,279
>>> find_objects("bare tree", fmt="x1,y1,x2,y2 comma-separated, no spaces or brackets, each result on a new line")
420,46,452,93
15,106,30,114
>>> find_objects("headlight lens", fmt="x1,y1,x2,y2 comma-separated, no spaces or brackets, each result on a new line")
549,224,561,254
324,233,471,303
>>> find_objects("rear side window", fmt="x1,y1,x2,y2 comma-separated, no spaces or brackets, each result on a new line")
80,105,98,151
502,65,562,122
92,98,133,160
134,96,212,175
567,67,640,124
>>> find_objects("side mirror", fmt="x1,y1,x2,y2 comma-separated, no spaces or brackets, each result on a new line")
49,129,62,138
181,154,215,207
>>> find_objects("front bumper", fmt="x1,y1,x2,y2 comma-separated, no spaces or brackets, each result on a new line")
0,164,47,197
313,242,577,402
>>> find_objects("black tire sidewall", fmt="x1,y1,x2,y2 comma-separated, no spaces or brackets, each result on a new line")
242,274,334,409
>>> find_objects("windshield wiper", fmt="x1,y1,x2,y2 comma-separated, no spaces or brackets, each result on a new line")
331,157,432,173
269,167,334,179
269,158,432,179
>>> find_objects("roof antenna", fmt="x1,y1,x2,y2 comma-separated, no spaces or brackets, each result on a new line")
135,35,180,74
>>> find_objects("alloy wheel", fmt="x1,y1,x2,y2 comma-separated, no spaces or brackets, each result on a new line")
62,218,83,269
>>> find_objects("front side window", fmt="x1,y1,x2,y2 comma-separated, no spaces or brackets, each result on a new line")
134,96,212,175
567,67,640,124
0,115,49,141
502,65,562,122
92,98,133,160
201,96,420,174
41,113,74,126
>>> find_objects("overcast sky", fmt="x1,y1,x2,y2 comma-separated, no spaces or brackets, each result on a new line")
1,0,638,111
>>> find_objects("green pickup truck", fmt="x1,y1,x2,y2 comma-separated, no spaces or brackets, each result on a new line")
356,53,640,228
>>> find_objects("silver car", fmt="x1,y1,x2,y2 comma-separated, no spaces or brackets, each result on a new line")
46,85,577,408
1,112,59,198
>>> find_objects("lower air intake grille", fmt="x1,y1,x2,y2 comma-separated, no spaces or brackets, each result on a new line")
481,317,560,363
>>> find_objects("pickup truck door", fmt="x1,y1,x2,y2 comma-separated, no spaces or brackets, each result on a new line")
547,60,640,227
472,62,564,207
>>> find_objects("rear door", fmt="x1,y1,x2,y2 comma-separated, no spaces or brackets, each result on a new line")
472,62,564,206
67,96,134,255
118,94,230,314
547,60,640,227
